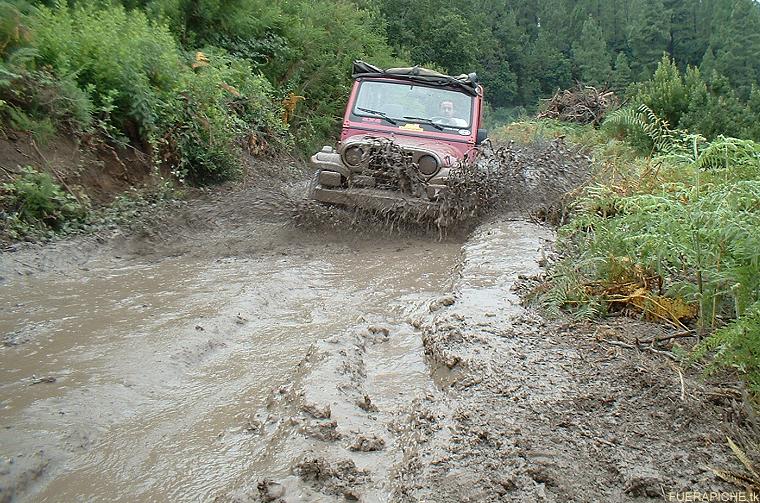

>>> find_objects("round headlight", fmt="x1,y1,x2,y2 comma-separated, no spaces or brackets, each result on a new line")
417,155,439,175
343,146,364,167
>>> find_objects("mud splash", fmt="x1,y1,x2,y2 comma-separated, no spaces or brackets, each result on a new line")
292,137,591,234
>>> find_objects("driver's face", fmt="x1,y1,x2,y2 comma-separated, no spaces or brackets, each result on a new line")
440,101,454,117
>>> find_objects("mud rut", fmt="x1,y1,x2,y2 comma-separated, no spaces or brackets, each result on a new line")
0,149,754,502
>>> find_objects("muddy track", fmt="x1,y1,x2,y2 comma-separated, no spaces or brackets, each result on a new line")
1,165,757,502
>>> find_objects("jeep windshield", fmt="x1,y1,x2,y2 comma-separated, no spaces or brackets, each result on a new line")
351,80,474,132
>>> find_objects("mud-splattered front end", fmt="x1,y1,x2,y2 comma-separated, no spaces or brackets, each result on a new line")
309,135,465,215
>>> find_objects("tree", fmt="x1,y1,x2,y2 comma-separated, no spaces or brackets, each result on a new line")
522,30,572,104
628,0,670,79
630,54,687,126
610,52,632,93
679,67,747,139
712,0,760,99
572,16,611,86
663,0,705,65
411,10,479,74
741,85,760,142
699,45,716,79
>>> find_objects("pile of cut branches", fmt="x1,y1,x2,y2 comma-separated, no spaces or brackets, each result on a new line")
537,85,619,126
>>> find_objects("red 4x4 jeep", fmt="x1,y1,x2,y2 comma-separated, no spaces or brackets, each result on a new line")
310,60,487,214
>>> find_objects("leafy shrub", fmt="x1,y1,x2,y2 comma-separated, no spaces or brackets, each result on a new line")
26,2,289,184
628,54,688,128
1,166,88,238
0,2,92,138
6,105,55,143
1,69,93,136
678,69,748,140
157,53,290,183
0,2,32,65
32,1,183,139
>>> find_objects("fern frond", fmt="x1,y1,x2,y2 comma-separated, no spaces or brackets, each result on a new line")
693,136,760,171
727,437,760,480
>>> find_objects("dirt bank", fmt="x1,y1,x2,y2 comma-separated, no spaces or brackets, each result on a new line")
0,131,153,206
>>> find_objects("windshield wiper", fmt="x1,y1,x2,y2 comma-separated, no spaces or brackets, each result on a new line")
402,116,445,131
357,107,397,125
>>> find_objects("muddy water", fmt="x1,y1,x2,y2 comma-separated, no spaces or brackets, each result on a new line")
194,216,557,503
0,234,461,502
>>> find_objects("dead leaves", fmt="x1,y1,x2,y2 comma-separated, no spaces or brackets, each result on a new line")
589,257,697,328
281,93,305,124
191,51,209,69
711,437,760,495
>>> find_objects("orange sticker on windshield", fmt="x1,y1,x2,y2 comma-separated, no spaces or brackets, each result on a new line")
400,123,423,132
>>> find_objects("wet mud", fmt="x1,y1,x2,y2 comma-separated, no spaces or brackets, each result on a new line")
1,148,756,502
1,196,462,501
221,219,754,502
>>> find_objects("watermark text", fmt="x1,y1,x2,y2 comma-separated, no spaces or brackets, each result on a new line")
666,492,759,502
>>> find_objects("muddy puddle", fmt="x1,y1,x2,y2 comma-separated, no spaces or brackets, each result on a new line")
1,210,746,502
0,227,463,502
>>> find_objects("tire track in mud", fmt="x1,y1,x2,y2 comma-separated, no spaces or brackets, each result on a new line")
224,217,553,501
392,219,747,502
229,216,750,503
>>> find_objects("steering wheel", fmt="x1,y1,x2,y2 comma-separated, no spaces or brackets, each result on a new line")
430,116,453,125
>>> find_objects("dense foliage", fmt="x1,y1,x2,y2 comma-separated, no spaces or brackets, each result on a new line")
2,1,290,184
4,0,760,165
509,114,760,394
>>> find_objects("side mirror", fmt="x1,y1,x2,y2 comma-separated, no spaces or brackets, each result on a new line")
476,129,488,146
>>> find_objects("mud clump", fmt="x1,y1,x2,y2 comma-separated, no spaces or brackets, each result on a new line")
301,402,331,420
256,479,286,502
301,419,342,441
356,394,378,412
348,434,385,452
295,458,369,500
429,295,455,312
365,325,390,344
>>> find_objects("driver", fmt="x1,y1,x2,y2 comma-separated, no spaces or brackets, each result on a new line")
439,100,468,127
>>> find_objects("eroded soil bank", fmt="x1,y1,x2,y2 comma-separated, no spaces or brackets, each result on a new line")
0,176,757,502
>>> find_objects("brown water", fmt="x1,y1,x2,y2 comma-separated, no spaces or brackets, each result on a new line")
0,233,461,502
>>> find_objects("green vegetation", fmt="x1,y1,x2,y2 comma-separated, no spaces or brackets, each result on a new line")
500,107,760,396
2,0,760,174
1,166,88,239
376,0,760,119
